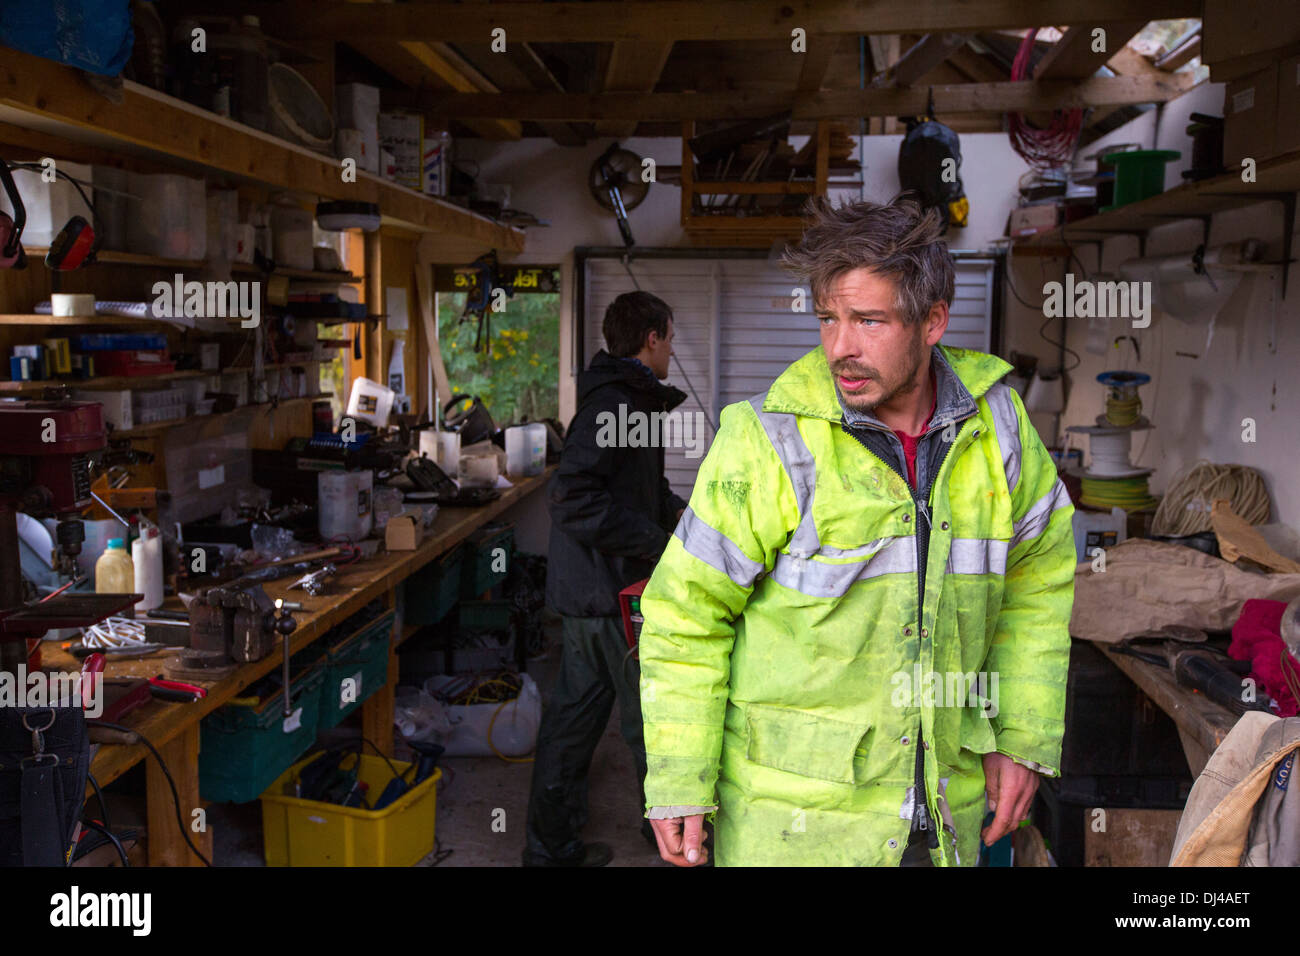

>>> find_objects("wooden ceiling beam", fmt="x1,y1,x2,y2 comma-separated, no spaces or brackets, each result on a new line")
875,33,969,87
348,39,523,140
796,36,841,93
403,72,1196,121
1033,21,1149,80
597,40,674,137
262,0,1201,43
442,42,588,145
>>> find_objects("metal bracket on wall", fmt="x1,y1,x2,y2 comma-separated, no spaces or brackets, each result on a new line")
1200,191,1297,298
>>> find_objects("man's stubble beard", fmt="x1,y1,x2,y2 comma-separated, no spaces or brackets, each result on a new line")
833,328,929,414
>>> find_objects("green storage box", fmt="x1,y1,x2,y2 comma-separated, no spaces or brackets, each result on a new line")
460,524,514,598
1099,149,1181,209
318,609,395,730
200,666,325,804
404,544,465,627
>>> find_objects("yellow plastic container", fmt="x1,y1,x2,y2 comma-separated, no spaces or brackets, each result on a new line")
94,537,134,593
260,752,440,867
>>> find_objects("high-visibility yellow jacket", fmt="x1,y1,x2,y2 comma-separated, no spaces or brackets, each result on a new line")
638,344,1076,866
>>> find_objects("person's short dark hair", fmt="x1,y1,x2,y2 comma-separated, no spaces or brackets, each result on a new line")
603,291,672,358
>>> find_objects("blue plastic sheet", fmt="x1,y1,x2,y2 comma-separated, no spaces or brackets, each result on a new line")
0,0,134,77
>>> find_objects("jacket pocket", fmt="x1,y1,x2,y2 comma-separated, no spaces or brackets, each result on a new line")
744,702,870,784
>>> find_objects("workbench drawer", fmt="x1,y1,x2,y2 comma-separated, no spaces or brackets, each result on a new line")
404,544,465,627
460,525,514,598
318,610,395,730
199,667,325,804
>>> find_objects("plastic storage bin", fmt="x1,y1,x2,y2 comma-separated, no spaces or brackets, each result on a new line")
404,544,464,627
318,609,394,730
199,666,324,803
460,525,514,598
126,173,207,259
260,752,441,866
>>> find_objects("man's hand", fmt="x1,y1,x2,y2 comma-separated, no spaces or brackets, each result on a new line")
980,752,1039,846
650,814,709,866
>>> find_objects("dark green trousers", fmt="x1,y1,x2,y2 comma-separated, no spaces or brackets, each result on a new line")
523,614,648,864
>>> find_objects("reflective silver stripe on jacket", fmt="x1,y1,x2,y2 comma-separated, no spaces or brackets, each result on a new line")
675,506,764,589
770,536,916,598
984,383,1022,495
1010,478,1072,551
945,538,1009,576
748,394,820,557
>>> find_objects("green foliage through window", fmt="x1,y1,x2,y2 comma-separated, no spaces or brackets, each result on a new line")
437,291,560,426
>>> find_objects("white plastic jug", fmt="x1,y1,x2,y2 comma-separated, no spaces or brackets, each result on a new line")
132,523,164,612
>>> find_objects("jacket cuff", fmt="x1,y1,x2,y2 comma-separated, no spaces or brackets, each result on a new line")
999,750,1055,776
646,805,718,819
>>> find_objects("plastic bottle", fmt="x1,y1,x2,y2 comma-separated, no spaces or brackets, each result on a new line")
95,539,135,594
132,524,164,611
209,15,269,130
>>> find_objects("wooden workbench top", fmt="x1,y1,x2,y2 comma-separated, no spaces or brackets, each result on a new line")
45,468,553,788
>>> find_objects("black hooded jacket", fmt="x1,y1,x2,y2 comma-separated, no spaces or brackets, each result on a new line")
546,350,689,617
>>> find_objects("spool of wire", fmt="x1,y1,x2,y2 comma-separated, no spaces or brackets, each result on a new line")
1097,370,1150,427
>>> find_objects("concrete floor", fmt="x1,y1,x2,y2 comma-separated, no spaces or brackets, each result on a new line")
211,625,668,868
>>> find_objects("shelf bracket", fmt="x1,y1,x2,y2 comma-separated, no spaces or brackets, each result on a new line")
1201,190,1297,298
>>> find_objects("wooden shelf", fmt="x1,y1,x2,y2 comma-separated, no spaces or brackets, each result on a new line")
22,249,360,284
0,45,524,259
0,369,208,394
25,248,205,270
1014,148,1300,247
110,394,326,439
231,263,360,283
0,313,166,327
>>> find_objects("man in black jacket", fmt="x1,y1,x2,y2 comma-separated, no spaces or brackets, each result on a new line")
523,291,688,867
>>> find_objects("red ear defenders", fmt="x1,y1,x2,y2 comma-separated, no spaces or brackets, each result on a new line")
0,157,100,271
0,161,27,269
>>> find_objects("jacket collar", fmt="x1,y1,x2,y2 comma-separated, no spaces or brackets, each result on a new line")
762,344,1011,430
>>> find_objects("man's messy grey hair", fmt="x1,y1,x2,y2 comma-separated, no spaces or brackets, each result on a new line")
782,194,955,324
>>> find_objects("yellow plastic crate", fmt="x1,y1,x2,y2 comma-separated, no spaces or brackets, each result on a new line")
260,752,441,867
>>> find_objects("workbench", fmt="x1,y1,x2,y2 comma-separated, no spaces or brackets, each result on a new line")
44,469,552,866
1095,642,1241,779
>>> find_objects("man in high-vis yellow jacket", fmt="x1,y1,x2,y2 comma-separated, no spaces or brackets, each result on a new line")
639,196,1076,867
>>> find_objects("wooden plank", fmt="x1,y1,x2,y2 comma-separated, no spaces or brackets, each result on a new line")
1097,643,1238,763
692,180,816,194
1084,808,1183,867
876,33,969,87
598,40,675,136
59,469,555,791
146,723,210,866
1034,21,1149,80
417,73,1197,120
0,45,524,253
439,41,586,146
796,35,840,93
265,0,1200,43
1155,31,1201,72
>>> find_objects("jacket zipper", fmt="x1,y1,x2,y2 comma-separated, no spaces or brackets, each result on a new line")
844,420,962,852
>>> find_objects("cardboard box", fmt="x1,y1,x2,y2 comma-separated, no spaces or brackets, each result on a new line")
1008,203,1060,238
379,112,424,189
385,512,424,551
1223,64,1280,168
1277,55,1300,155
336,83,380,174
1203,0,1300,69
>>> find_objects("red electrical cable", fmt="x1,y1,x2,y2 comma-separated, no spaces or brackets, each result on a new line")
1008,28,1084,169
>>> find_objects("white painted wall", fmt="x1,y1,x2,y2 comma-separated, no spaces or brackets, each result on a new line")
1001,80,1300,527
